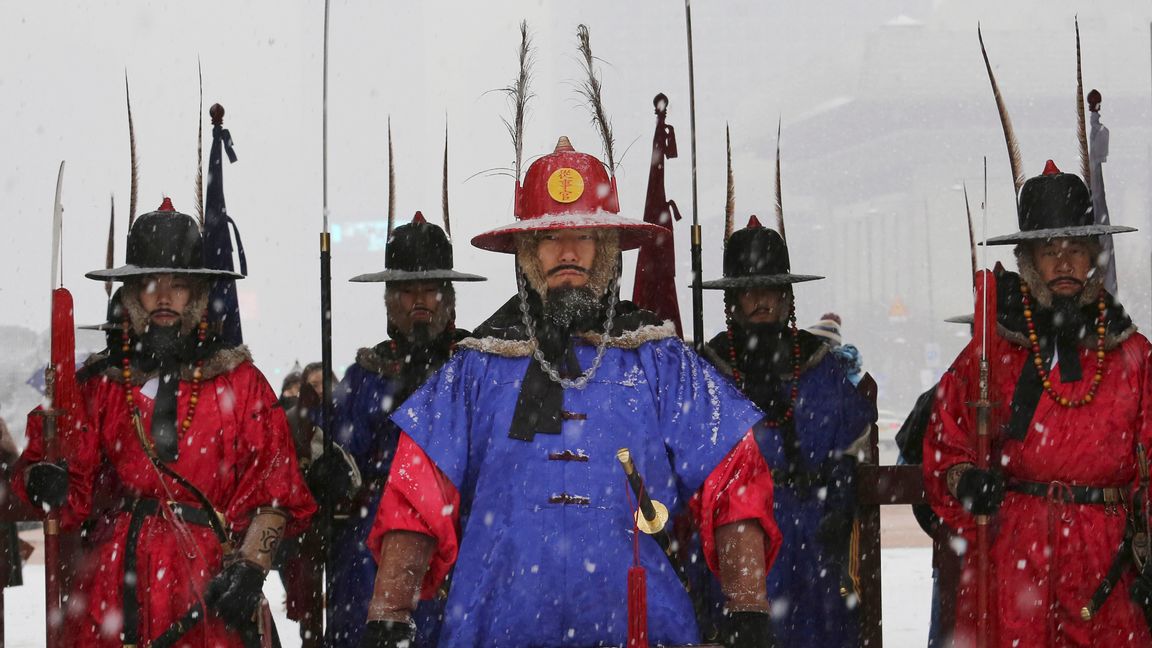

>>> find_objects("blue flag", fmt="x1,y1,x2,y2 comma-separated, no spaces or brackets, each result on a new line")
203,108,246,345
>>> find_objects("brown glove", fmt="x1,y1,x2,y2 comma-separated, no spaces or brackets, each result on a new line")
716,519,769,613
366,530,436,624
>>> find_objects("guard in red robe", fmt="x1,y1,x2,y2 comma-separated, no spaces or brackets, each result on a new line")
17,201,316,647
924,163,1151,647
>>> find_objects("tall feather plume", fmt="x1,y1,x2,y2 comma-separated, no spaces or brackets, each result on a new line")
1075,17,1091,188
978,25,1025,195
195,60,205,225
576,24,615,172
442,118,451,239
963,183,977,284
125,73,139,226
387,117,396,238
500,20,534,182
724,124,735,241
775,118,787,243
106,194,115,298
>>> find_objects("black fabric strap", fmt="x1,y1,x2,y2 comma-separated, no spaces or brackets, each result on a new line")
1007,346,1049,442
151,360,181,462
509,344,581,442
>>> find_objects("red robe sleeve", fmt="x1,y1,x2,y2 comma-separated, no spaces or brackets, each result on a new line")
13,378,101,531
690,431,781,575
367,432,461,599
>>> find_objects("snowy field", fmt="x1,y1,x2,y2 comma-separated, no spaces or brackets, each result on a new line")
0,547,933,647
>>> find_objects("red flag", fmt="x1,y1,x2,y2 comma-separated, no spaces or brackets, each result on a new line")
631,94,683,337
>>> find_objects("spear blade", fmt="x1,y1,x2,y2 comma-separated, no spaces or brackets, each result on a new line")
50,161,65,290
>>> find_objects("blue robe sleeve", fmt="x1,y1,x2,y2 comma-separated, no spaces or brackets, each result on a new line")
389,352,479,489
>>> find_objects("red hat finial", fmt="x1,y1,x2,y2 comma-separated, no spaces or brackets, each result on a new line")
158,197,175,212
413,211,426,224
746,214,763,229
1042,160,1061,176
554,136,575,153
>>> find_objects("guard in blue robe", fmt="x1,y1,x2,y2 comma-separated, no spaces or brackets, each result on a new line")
702,215,877,648
320,212,485,647
360,136,780,648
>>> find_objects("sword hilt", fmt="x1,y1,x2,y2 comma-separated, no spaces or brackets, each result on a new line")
616,448,669,535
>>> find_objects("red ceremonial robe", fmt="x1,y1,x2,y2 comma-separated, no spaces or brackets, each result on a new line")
924,325,1152,647
16,348,316,647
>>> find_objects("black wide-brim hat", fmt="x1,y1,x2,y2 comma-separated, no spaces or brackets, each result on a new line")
349,212,486,283
701,215,822,290
85,199,244,281
985,161,1136,246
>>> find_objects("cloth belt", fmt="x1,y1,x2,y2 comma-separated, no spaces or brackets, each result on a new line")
1007,479,1125,510
121,498,224,647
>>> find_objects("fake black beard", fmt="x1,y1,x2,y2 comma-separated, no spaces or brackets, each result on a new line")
406,323,434,346
142,324,185,360
738,321,791,377
543,285,602,332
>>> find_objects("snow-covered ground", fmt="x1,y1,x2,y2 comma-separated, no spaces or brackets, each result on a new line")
1,547,933,647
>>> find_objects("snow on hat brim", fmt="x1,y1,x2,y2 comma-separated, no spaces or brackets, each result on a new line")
349,269,487,283
983,224,1137,246
85,266,244,281
700,273,824,289
471,212,665,254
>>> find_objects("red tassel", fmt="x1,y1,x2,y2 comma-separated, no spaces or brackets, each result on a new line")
50,288,80,450
627,565,649,648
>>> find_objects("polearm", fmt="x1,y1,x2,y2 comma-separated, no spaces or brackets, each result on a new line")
319,0,336,637
972,157,994,648
684,0,704,351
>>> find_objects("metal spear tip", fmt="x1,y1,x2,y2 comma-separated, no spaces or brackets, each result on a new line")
653,93,669,113
210,103,225,125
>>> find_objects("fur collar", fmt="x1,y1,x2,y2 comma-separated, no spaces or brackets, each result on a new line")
457,321,678,357
101,344,252,384
353,329,470,375
993,268,1135,351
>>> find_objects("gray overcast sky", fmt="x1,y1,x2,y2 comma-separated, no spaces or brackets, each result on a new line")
4,0,1152,418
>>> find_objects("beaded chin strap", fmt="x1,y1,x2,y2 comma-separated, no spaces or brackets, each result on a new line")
725,299,801,427
516,270,618,390
1019,280,1107,407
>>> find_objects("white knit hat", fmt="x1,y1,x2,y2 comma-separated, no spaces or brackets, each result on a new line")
807,312,843,345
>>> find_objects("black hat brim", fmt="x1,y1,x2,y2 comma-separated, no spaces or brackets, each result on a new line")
349,269,487,283
86,265,245,281
78,322,122,331
943,314,974,325
984,224,1136,246
701,274,824,290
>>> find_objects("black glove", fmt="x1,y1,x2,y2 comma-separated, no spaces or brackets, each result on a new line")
816,510,854,552
722,610,776,648
956,468,1005,515
204,559,267,631
1131,562,1152,611
360,619,417,648
306,447,356,501
25,462,69,508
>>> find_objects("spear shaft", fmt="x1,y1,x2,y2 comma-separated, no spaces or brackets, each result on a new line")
684,0,703,351
319,0,336,638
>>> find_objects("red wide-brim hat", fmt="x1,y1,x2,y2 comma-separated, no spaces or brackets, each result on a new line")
471,136,665,254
